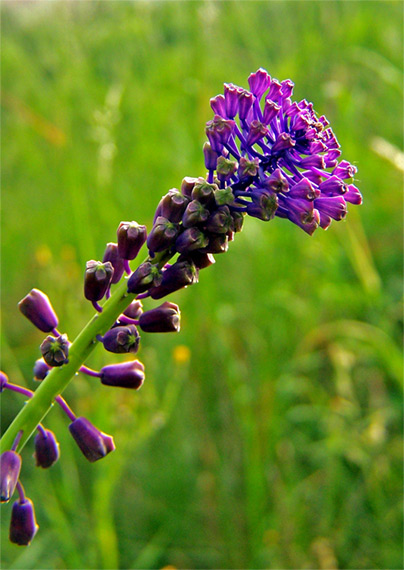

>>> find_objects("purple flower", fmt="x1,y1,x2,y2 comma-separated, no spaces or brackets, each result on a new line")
84,260,114,302
117,221,147,260
18,289,59,333
33,359,51,381
1,451,22,503
40,334,69,367
203,69,362,235
138,302,181,333
34,429,60,468
100,360,145,390
9,497,39,545
69,417,115,462
101,324,140,354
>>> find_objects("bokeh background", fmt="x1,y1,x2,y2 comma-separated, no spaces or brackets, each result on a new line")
1,1,403,569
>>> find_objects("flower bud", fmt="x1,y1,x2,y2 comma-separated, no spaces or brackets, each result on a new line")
179,252,215,270
157,189,189,223
191,179,218,203
33,359,51,381
34,429,60,468
40,334,69,367
18,289,59,333
246,120,268,146
238,156,260,179
181,177,199,198
206,115,235,152
100,360,145,390
84,260,114,302
147,216,179,253
69,417,115,462
214,186,235,206
101,325,140,354
149,260,199,299
231,211,245,233
122,300,143,320
102,243,125,284
248,68,271,99
201,233,229,254
272,132,295,153
247,191,278,221
175,228,208,254
205,206,233,234
264,168,289,194
127,262,162,295
216,156,238,181
224,83,239,119
117,222,147,260
238,90,254,121
9,497,39,545
263,99,280,124
203,142,218,171
182,200,210,228
139,302,180,333
1,451,22,502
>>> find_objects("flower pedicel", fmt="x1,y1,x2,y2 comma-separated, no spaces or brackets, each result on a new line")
0,69,361,544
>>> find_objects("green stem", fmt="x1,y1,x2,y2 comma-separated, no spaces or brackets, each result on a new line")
0,250,173,455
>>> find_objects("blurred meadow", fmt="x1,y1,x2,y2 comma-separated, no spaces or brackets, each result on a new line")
1,1,403,569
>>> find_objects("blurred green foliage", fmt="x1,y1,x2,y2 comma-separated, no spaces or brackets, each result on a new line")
1,1,402,569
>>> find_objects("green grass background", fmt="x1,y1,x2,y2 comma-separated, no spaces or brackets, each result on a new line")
1,1,402,569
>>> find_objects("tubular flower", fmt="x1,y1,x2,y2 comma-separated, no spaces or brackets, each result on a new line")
203,68,361,235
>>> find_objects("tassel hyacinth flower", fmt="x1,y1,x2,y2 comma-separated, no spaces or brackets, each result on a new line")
0,69,362,544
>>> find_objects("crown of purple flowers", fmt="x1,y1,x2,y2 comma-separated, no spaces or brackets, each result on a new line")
204,68,362,235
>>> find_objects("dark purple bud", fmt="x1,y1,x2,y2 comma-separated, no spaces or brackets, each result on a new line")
0,371,8,392
181,177,199,198
191,179,218,203
216,156,238,181
231,211,245,233
238,90,254,121
288,178,320,201
69,417,115,462
100,360,145,390
332,160,358,179
175,228,208,254
238,156,260,179
1,451,22,502
214,187,235,206
117,221,147,260
101,324,140,354
179,251,215,270
210,94,226,116
127,262,162,294
18,289,59,333
102,243,125,284
182,200,210,228
344,184,363,205
264,168,289,194
206,115,235,152
201,233,229,254
314,196,347,221
34,429,60,468
206,206,233,234
9,497,39,545
33,359,51,381
248,68,271,99
147,216,179,253
149,260,199,299
122,300,143,320
247,120,268,146
84,260,114,302
40,334,69,367
263,100,281,125
139,302,180,333
271,132,295,154
203,142,218,171
157,189,189,223
247,191,278,221
224,83,240,119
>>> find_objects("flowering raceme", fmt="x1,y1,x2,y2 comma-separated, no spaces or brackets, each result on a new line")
0,69,361,545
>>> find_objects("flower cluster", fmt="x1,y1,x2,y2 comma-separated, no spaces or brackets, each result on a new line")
0,68,361,546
